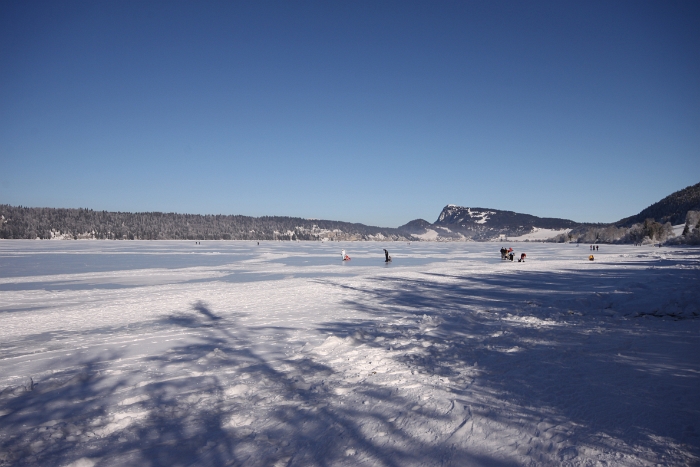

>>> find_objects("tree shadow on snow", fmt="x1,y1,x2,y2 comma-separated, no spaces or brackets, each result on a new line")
315,266,700,465
0,299,517,467
1,265,698,467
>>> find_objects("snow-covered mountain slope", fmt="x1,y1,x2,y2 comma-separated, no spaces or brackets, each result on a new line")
412,229,439,240
435,205,577,232
505,227,573,242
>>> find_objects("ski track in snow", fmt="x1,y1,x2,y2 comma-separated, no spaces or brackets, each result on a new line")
0,240,699,467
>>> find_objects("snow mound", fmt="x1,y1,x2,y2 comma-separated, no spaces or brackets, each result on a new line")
196,347,229,364
314,335,352,355
224,384,250,397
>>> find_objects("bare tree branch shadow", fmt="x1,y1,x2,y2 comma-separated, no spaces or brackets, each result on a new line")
193,300,223,321
315,266,700,465
3,263,697,466
0,298,520,467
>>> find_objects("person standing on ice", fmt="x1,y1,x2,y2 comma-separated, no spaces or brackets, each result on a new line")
384,249,392,262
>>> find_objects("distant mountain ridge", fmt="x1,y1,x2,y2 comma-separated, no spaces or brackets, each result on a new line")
2,181,699,243
398,205,578,241
397,182,700,242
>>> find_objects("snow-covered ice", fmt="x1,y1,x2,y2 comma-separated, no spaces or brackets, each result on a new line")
0,240,699,466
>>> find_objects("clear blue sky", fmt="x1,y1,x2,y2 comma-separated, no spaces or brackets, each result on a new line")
1,1,698,227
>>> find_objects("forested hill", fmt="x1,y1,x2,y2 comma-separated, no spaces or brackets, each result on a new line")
616,182,700,227
0,205,414,241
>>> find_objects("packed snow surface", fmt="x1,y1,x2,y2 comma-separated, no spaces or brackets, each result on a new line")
0,240,699,467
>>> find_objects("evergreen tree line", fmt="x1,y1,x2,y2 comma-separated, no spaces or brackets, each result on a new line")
3,204,699,244
616,182,700,227
0,205,415,241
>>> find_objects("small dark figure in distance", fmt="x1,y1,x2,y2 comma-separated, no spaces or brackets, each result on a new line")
508,252,514,261
384,249,392,262
518,253,526,262
596,245,598,251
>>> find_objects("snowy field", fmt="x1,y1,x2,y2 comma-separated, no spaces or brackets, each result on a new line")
1,240,699,467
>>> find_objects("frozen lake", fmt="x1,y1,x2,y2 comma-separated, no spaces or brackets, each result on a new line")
1,240,699,466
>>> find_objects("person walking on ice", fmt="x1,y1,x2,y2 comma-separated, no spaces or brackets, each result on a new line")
384,249,392,262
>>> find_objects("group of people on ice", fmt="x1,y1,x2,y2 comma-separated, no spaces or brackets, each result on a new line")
500,247,526,262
